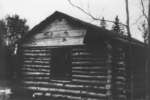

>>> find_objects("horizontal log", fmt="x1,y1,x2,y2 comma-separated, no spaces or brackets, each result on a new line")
26,86,107,98
72,76,108,82
72,48,105,52
71,47,87,52
24,57,51,61
115,67,126,71
23,72,50,75
72,66,107,70
21,70,50,74
24,60,50,64
72,70,107,76
23,81,50,85
72,57,106,62
117,94,127,98
23,53,51,56
72,68,108,72
114,86,125,90
32,92,43,97
72,61,105,65
46,93,82,100
23,62,51,65
115,76,127,81
23,49,49,53
72,50,106,53
72,79,107,85
23,81,107,94
49,91,107,99
72,54,107,58
23,76,50,80
114,71,127,75
116,61,126,65
22,46,51,50
23,57,48,61
22,74,50,78
72,74,107,79
22,76,50,81
23,80,70,86
72,52,93,56
64,84,106,90
23,81,63,88
115,81,126,85
21,67,50,72
23,64,50,68
23,79,107,90
36,92,106,100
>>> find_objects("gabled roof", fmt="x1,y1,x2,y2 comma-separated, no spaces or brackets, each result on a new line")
21,11,145,47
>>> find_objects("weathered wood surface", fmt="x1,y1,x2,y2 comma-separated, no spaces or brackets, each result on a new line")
23,18,86,46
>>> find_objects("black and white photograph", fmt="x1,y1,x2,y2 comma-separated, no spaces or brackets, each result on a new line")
0,0,149,100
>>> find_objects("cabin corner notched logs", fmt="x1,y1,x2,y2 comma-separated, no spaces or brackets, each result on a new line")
17,43,129,100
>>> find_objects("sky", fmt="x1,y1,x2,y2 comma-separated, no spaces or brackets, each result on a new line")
0,0,146,41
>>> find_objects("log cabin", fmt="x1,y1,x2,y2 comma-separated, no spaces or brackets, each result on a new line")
13,11,146,100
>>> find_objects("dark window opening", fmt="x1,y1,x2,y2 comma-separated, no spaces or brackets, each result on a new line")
51,47,72,80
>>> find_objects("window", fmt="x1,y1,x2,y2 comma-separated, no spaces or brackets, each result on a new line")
51,47,72,80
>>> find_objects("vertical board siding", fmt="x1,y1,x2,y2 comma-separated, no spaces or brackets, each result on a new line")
24,18,87,46
15,45,129,100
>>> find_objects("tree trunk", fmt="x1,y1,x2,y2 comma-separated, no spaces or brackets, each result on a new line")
125,0,131,38
146,0,150,100
125,0,135,100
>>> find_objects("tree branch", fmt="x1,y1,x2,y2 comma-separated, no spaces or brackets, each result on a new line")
141,0,148,21
68,0,127,27
125,0,131,38
131,15,143,25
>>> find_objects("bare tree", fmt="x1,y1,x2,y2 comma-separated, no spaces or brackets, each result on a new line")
124,1,135,100
67,0,128,32
141,0,148,21
146,0,150,99
125,0,131,38
138,20,148,43
139,0,150,99
137,0,149,44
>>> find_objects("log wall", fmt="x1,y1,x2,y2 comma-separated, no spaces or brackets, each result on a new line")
14,44,129,100
111,44,129,100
